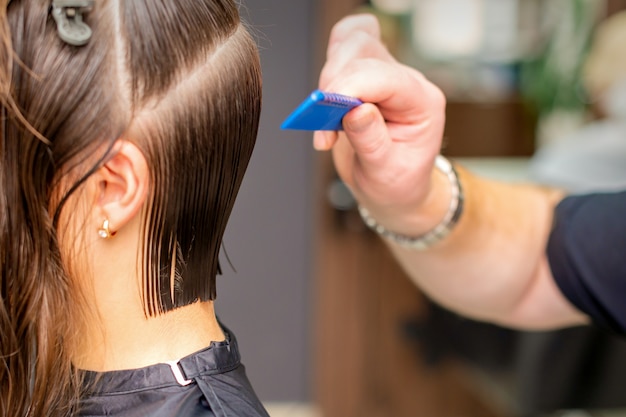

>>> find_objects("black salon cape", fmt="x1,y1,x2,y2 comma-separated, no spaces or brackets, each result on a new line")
79,328,270,417
547,190,626,334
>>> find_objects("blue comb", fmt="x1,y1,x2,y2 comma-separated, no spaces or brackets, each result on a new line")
280,90,363,131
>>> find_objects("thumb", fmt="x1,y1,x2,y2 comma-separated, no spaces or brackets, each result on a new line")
342,103,391,170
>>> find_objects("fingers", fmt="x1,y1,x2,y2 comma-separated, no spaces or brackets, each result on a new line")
320,13,444,118
315,12,446,192
341,103,391,171
320,14,396,89
313,131,338,151
327,14,381,55
324,59,443,128
315,47,446,160
315,13,447,217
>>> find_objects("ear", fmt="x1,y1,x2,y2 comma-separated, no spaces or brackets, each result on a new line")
94,140,149,235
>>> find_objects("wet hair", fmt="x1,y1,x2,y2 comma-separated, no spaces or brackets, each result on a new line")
0,1,262,416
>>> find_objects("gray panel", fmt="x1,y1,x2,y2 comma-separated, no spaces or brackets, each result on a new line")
216,0,316,402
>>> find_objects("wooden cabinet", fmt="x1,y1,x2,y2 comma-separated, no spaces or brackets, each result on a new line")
443,100,536,157
311,2,520,417
312,174,509,416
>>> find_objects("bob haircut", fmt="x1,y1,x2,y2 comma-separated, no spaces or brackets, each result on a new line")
0,1,261,415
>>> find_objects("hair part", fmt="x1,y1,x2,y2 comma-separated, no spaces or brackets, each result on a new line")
130,25,262,314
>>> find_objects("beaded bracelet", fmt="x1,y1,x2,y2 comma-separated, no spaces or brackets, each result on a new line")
358,155,464,250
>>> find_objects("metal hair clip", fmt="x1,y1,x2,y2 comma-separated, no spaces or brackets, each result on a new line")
51,0,94,46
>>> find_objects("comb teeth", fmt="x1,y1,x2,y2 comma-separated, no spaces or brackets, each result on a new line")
281,89,364,131
312,90,363,108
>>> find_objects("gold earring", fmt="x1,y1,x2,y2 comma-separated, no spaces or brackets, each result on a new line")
97,219,113,239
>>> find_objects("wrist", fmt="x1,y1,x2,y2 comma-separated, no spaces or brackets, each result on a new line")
358,155,464,250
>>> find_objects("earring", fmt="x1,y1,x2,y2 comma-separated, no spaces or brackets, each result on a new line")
97,219,114,239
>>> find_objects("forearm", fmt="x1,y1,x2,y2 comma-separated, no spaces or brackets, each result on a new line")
319,14,588,330
377,165,587,329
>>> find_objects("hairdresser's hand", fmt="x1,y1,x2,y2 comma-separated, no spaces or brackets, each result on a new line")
316,14,447,234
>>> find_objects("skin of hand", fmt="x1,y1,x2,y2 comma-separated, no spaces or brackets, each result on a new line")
316,14,588,330
315,14,448,236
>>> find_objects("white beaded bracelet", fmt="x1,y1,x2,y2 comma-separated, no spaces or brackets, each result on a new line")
358,155,464,250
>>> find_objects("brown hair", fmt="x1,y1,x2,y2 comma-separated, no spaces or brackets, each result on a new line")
0,1,262,416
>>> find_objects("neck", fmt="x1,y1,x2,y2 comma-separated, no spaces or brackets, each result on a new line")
71,218,224,372
73,299,225,372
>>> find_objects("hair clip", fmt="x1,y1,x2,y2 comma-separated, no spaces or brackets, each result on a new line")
51,0,94,46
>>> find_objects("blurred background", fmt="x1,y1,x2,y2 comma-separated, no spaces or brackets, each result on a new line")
217,0,626,416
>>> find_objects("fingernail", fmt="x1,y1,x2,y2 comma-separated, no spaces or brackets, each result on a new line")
313,132,330,151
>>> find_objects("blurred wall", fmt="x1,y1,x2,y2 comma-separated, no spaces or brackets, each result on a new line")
215,0,317,402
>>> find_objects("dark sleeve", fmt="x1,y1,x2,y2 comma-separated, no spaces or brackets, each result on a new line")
547,191,626,334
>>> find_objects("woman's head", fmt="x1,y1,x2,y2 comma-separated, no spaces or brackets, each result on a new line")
0,0,261,415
